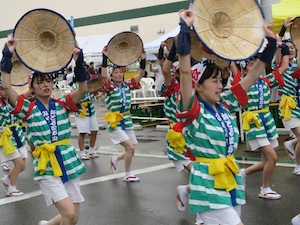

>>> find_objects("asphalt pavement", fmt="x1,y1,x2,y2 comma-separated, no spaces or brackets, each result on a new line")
0,99,299,225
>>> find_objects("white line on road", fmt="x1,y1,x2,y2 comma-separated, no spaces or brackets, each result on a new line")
0,163,174,206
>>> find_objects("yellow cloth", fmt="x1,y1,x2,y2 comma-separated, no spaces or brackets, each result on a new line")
79,101,92,118
32,139,71,177
279,95,297,120
165,123,186,154
241,107,269,131
104,111,129,128
196,155,240,192
0,123,19,155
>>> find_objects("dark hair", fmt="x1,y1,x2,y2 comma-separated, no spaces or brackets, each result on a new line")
198,62,221,84
31,72,54,87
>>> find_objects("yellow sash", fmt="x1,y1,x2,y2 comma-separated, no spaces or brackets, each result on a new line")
165,123,186,154
196,155,239,192
79,101,92,118
104,111,129,128
241,107,269,131
0,123,19,155
279,95,297,120
32,139,71,177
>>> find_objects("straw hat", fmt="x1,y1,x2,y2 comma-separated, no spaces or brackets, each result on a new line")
13,8,75,74
190,30,229,69
165,37,175,51
107,31,143,66
290,17,300,50
87,75,104,92
13,84,30,95
192,0,265,61
10,54,32,86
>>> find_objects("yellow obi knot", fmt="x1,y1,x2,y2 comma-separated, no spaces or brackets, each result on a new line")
279,95,297,120
32,139,71,177
79,101,92,118
165,123,186,154
104,111,130,128
196,155,240,192
241,107,269,131
0,123,19,155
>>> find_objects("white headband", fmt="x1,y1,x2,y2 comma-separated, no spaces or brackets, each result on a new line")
191,58,213,83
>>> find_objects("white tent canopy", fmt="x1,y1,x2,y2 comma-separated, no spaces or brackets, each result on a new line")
144,27,179,53
76,33,113,57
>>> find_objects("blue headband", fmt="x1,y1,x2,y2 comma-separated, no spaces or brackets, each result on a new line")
108,64,123,75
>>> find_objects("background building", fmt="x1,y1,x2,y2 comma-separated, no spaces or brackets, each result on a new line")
0,0,188,55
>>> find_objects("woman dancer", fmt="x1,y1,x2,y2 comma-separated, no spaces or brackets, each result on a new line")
1,35,88,225
102,46,146,182
176,9,277,224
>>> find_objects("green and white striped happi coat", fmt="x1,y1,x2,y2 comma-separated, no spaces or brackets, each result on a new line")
13,95,87,181
0,100,25,148
160,80,191,161
104,79,138,132
178,92,245,214
71,83,96,117
267,58,300,119
240,77,278,141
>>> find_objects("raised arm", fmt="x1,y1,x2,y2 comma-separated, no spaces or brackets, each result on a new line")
229,61,239,77
133,50,146,84
162,39,177,87
69,46,88,104
239,26,277,92
158,41,166,68
1,35,20,105
177,9,194,112
275,17,292,65
101,45,109,85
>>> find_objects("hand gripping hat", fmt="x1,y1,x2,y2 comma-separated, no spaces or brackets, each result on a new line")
191,0,265,61
107,31,143,66
13,8,75,74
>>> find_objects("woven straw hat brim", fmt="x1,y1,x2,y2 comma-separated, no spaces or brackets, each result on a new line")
291,17,300,50
107,31,143,66
165,37,175,51
192,0,265,61
13,84,30,95
190,30,229,69
13,8,75,74
87,76,104,92
11,54,32,86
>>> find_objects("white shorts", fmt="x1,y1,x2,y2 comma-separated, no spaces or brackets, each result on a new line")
247,138,279,151
75,114,99,133
173,159,193,172
199,206,241,225
0,145,28,163
109,129,138,145
38,177,84,206
282,117,300,129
